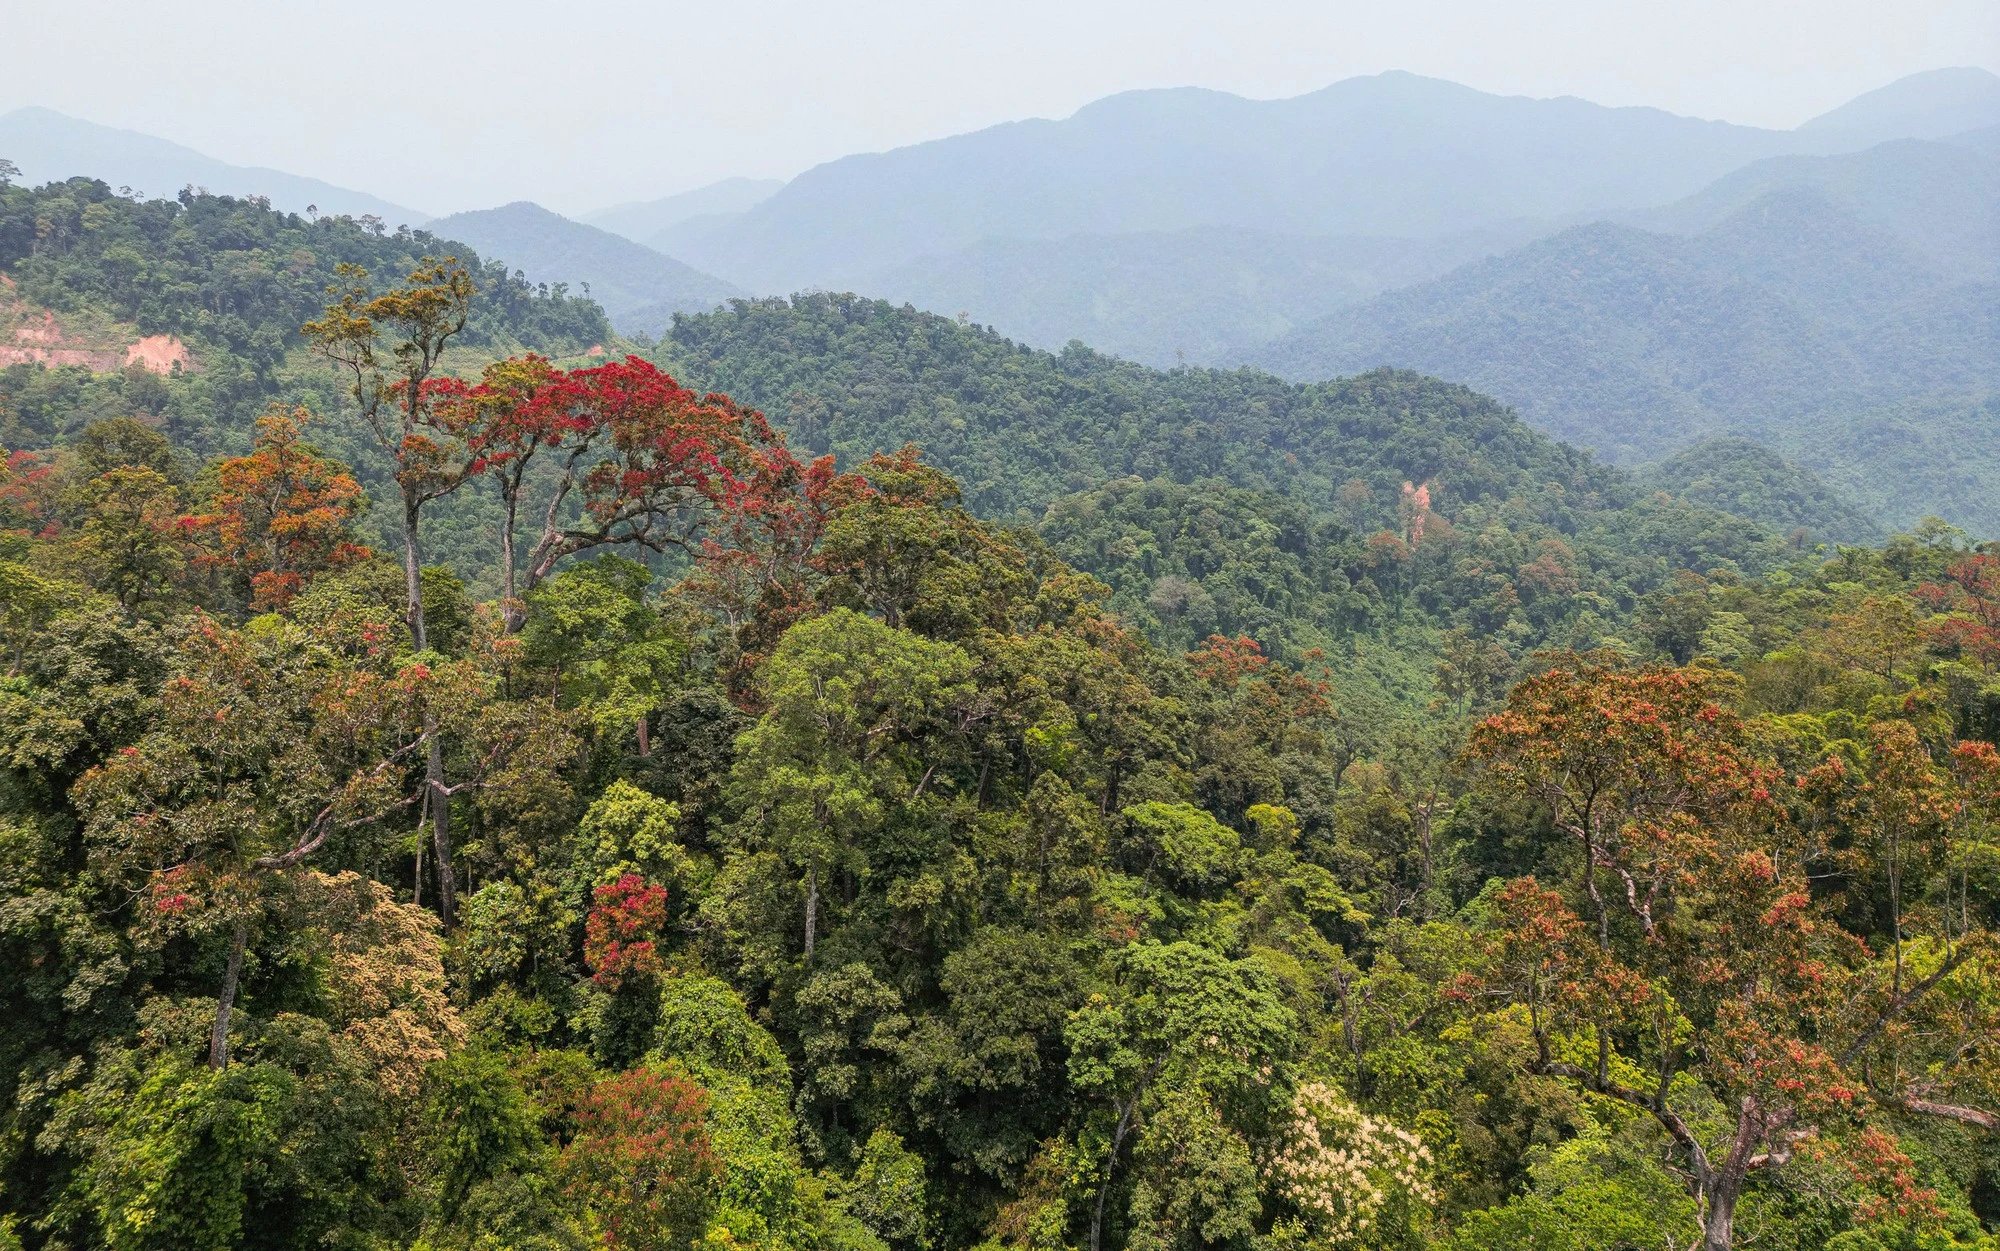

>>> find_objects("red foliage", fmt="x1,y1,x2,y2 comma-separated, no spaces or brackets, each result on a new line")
1187,635,1272,686
441,355,791,616
1917,553,2000,669
180,406,370,609
685,444,879,695
0,449,60,538
1842,1127,1946,1226
584,873,671,989
1463,653,1988,1247
562,1066,718,1249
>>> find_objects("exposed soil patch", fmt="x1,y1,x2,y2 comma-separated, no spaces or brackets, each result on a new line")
0,290,196,374
124,334,194,373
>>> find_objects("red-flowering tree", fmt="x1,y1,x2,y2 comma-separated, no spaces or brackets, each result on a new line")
450,355,785,630
1466,655,2000,1251
560,1066,718,1249
1918,553,2000,671
583,873,671,990
181,405,370,609
0,447,59,538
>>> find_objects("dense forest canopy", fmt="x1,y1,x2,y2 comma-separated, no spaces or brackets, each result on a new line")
1,176,2000,1251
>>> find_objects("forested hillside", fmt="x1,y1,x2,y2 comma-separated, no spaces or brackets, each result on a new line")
1638,437,1884,544
2,245,2000,1251
0,175,608,452
0,173,621,583
654,293,1811,712
1254,140,2000,532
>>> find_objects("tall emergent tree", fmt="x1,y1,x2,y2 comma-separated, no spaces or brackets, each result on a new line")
450,353,781,632
306,258,476,925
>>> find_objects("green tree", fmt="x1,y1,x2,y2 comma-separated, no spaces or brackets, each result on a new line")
1064,941,1293,1251
725,609,974,965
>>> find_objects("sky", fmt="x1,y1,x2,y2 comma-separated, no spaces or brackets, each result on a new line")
3,0,1996,217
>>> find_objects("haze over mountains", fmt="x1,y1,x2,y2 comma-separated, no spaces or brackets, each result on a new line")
7,64,1999,535
1252,132,2000,529
582,178,784,254
427,202,740,336
0,106,427,224
653,67,2000,291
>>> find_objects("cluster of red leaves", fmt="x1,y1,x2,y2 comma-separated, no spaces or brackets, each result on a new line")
1916,554,2000,670
1484,876,1655,1024
1472,658,1788,956
1471,658,1774,819
149,862,202,918
1841,1128,1946,1227
0,449,59,537
442,356,795,582
1188,635,1272,686
584,873,671,990
561,1066,719,1249
179,406,370,609
1516,538,1581,598
690,447,989,699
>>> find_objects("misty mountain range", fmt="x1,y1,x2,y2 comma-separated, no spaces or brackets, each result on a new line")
5,64,1999,531
0,106,427,224
425,202,742,335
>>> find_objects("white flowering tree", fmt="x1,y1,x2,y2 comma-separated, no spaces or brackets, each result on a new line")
1261,1080,1436,1248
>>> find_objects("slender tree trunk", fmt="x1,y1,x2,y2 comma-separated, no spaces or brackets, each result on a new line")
402,493,456,929
1090,1081,1150,1251
803,867,819,961
430,736,455,929
412,790,426,908
402,497,428,653
209,920,248,1070
1890,828,1904,999
636,715,650,758
500,484,524,633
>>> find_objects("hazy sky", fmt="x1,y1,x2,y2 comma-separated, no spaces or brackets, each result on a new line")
4,0,1996,217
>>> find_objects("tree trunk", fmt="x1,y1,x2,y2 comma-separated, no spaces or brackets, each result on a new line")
209,920,248,1070
412,788,426,907
636,714,650,757
1697,1097,1763,1251
803,867,818,961
400,502,456,929
1090,1087,1147,1251
402,498,429,653
1701,1184,1739,1251
500,483,526,633
429,734,455,929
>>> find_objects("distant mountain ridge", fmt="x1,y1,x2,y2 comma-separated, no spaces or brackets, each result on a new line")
1796,66,2000,148
657,72,1808,292
656,68,2000,297
861,222,1554,366
0,106,427,224
426,202,741,337
583,177,785,248
1626,137,2000,278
